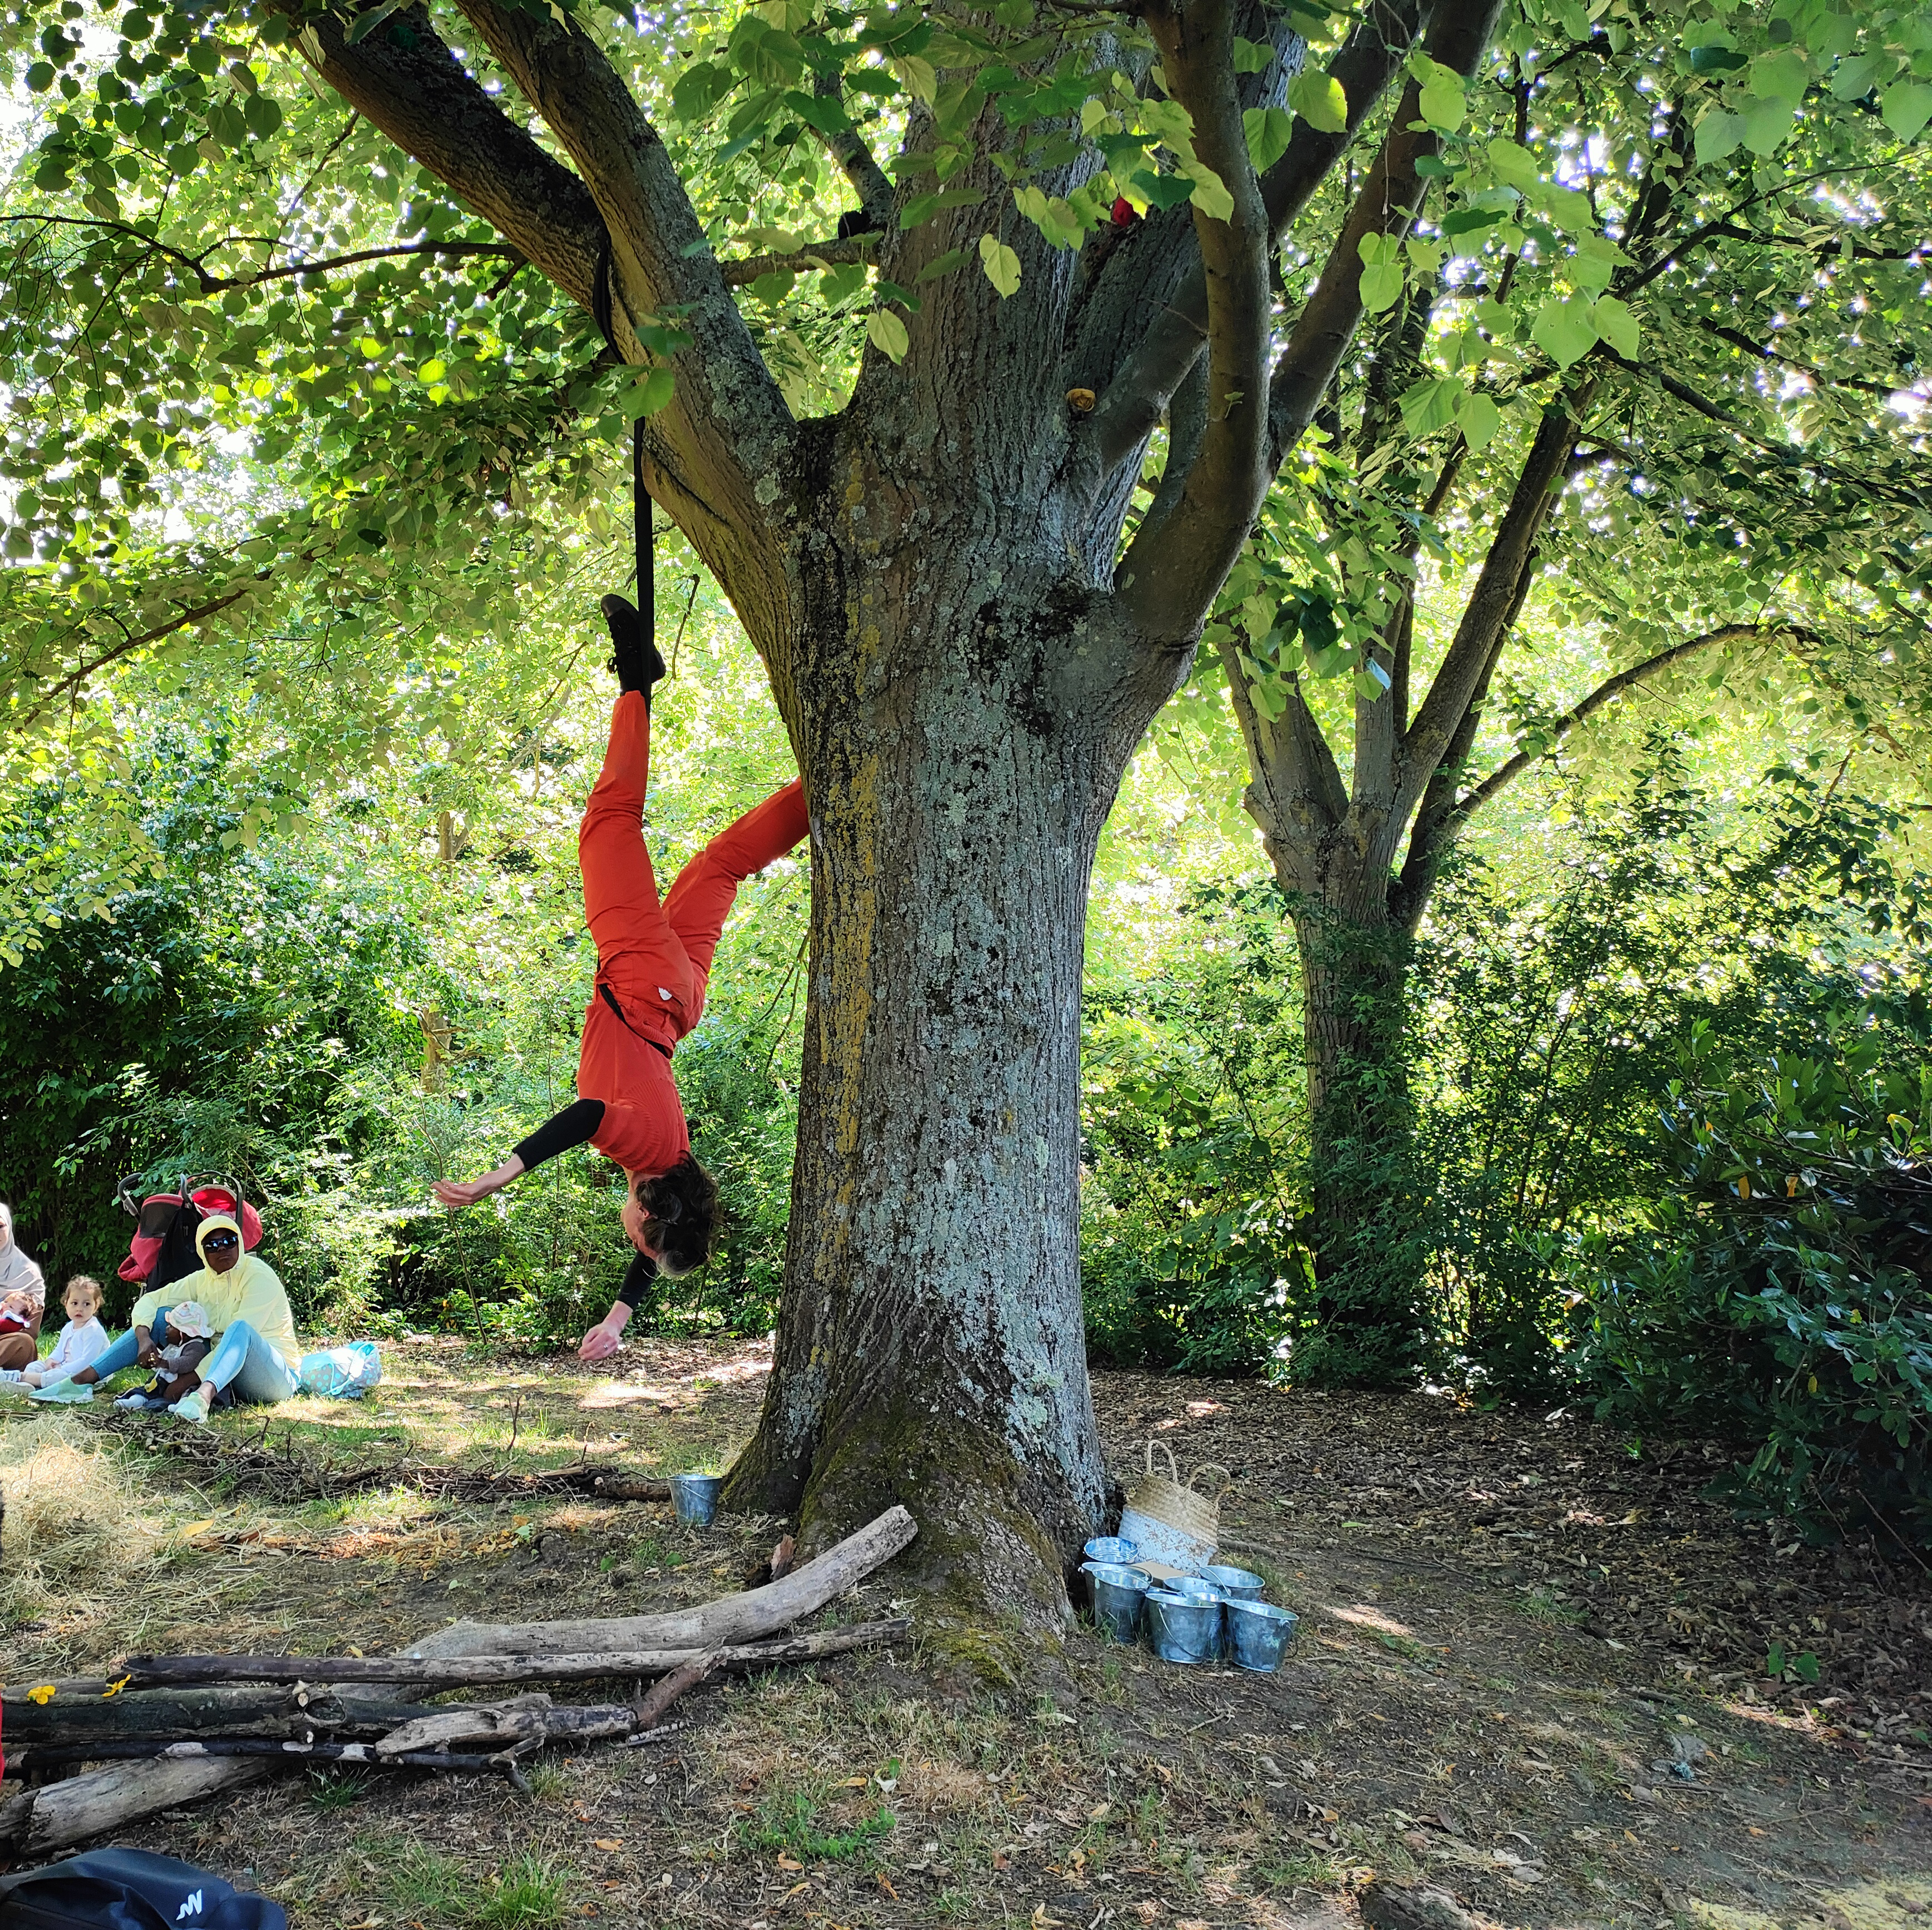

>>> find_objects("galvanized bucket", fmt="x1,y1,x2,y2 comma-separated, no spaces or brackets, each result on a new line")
669,1471,723,1527
1200,1564,1266,1602
1084,1535,1139,1566
1081,1561,1150,1643
1144,1588,1222,1665
1226,1600,1298,1673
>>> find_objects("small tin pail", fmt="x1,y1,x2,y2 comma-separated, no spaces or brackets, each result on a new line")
668,1471,723,1527
1085,1535,1139,1566
1200,1564,1266,1602
1144,1588,1222,1665
1081,1561,1150,1643
1226,1600,1298,1673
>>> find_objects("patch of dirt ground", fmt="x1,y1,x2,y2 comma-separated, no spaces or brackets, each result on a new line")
1,1337,1927,1930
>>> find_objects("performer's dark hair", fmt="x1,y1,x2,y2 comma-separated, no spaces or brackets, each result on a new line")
638,1155,718,1276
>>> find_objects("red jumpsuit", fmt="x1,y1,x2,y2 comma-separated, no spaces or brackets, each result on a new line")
576,691,808,1175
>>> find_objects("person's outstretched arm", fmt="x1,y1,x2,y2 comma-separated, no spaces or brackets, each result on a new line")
579,1248,655,1361
433,1099,607,1207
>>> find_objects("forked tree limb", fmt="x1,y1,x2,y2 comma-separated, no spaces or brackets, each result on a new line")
277,3,604,307
1083,0,1424,480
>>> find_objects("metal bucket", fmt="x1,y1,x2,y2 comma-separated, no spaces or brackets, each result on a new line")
1085,1535,1139,1566
1144,1588,1222,1665
669,1471,723,1527
1081,1561,1150,1643
1201,1564,1266,1602
1226,1600,1298,1673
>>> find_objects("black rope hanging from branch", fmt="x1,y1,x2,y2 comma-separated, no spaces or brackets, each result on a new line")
591,232,654,639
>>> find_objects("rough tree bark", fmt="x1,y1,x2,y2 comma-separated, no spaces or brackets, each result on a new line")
285,0,1505,1616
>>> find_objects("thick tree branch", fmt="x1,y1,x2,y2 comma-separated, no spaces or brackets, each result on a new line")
1116,0,1273,637
1263,0,1505,473
282,4,604,305
812,71,893,228
450,0,792,464
1396,381,1590,826
1081,0,1423,484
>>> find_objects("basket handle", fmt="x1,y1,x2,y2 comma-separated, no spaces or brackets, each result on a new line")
1189,1462,1233,1500
1145,1439,1180,1484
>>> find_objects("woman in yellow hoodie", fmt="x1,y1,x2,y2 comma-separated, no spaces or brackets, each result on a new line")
34,1215,300,1421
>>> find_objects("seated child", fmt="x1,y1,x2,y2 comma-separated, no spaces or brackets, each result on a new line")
113,1301,214,1413
0,1275,106,1389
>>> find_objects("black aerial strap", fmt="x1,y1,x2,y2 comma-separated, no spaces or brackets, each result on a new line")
590,231,654,636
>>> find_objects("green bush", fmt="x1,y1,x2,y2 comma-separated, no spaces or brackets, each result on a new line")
1568,1021,1932,1534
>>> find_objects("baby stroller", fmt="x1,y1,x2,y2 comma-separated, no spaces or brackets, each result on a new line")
115,1174,264,1298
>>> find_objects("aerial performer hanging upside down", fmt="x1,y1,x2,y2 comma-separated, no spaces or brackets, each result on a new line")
432,595,807,1362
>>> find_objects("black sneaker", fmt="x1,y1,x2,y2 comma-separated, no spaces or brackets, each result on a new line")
602,594,667,696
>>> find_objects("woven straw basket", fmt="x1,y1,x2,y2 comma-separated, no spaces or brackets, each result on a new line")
1117,1440,1231,1573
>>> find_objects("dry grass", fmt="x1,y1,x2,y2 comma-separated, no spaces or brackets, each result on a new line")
0,1412,168,1623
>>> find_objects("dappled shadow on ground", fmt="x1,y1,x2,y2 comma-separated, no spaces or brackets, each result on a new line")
0,1340,1925,1928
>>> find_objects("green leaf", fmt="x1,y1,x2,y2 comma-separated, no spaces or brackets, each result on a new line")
1359,260,1404,313
619,367,676,420
1828,52,1887,101
1694,110,1744,164
1485,139,1539,191
1457,391,1502,450
242,91,282,140
1791,1650,1821,1684
1531,293,1598,368
978,234,1022,297
1231,36,1273,75
1750,49,1809,102
866,308,909,362
1185,164,1234,224
1765,1642,1786,1677
1592,293,1639,359
1881,81,1932,140
1244,106,1294,174
1288,71,1348,134
1416,66,1466,132
416,358,446,384
1398,374,1465,437
1741,97,1796,157
913,248,970,285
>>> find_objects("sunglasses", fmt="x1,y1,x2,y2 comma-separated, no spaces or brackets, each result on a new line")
203,1232,239,1251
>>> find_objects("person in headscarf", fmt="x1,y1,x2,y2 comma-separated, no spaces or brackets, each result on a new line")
35,1214,300,1421
0,1203,46,1372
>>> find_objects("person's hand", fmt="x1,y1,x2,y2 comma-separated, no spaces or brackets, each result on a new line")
135,1339,159,1367
432,1176,491,1209
578,1321,625,1363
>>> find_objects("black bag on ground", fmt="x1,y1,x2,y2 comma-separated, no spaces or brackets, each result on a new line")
0,1848,285,1929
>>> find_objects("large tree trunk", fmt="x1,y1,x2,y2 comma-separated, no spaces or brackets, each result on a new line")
727,533,1146,1623
1289,894,1428,1387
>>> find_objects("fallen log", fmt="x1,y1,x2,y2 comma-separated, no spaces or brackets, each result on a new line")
1,1683,445,1743
6,1738,539,1790
0,1758,268,1855
407,1503,916,1660
107,1618,908,1692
